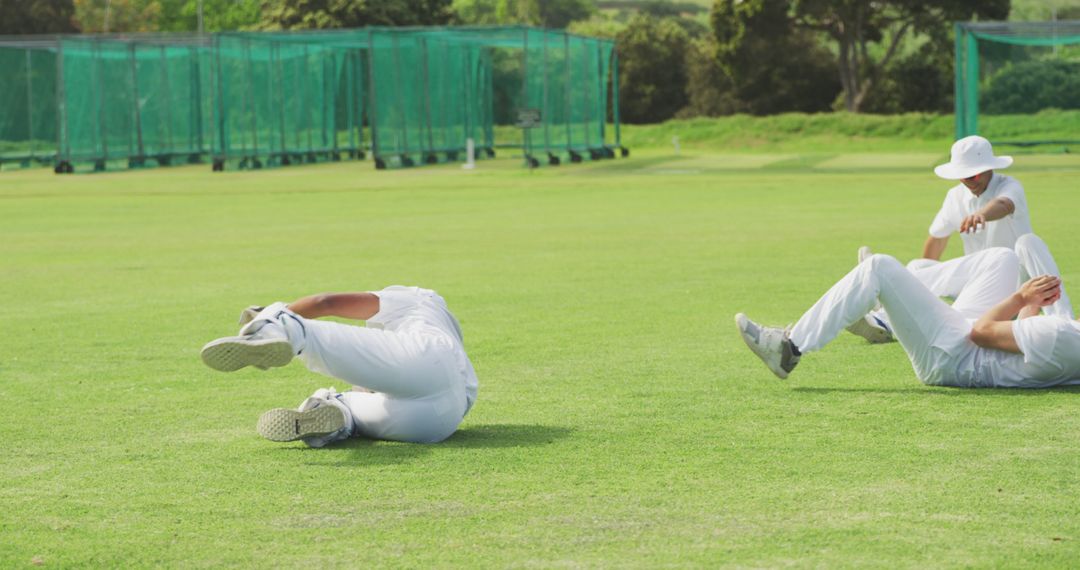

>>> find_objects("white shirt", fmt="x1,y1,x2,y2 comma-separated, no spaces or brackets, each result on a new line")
973,316,1080,388
368,286,479,410
928,173,1032,255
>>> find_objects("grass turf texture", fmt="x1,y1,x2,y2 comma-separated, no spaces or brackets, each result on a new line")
3,150,1080,567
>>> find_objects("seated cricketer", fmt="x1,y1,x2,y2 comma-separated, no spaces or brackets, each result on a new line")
736,248,1080,388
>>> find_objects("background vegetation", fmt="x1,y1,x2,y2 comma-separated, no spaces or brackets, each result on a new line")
6,0,1080,126
616,109,1080,152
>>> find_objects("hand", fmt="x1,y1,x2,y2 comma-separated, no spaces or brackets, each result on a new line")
1018,275,1061,308
960,213,987,234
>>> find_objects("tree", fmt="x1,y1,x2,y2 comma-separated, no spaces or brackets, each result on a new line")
452,0,594,28
73,0,161,33
860,43,954,113
1010,0,1078,21
712,0,839,115
791,0,1010,111
156,0,263,32
679,38,743,117
452,0,516,24
532,0,593,27
259,0,454,29
0,0,79,34
638,0,708,37
982,59,1080,114
713,0,1009,113
566,17,624,39
615,14,690,123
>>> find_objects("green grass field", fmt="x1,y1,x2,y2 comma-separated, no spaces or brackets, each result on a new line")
4,147,1080,567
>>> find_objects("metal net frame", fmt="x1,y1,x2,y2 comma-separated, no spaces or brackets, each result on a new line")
356,26,621,169
210,31,367,170
3,26,622,173
53,33,214,172
955,20,1080,146
0,37,59,169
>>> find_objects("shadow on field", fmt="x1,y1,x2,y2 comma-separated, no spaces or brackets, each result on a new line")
442,423,573,447
265,424,573,466
792,386,1080,396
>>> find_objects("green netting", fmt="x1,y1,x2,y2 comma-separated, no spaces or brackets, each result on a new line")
349,27,617,168
57,35,213,170
0,40,58,167
211,32,365,169
364,29,494,166
4,26,619,173
480,27,617,166
955,21,1080,144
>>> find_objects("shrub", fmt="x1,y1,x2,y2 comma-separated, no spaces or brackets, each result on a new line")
982,59,1080,114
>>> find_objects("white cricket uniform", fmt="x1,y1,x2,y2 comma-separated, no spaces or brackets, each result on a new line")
896,173,1071,319
791,250,1080,388
257,286,478,444
929,172,1031,255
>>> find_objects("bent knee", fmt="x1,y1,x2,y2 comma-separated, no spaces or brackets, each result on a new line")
985,247,1019,266
866,253,903,271
906,258,939,272
1014,233,1046,254
1015,232,1042,246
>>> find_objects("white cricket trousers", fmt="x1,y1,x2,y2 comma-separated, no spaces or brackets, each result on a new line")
790,249,1019,386
256,307,469,443
907,233,1072,319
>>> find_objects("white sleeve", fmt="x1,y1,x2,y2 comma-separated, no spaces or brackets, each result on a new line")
996,177,1027,218
1012,316,1060,366
367,286,421,327
928,191,959,238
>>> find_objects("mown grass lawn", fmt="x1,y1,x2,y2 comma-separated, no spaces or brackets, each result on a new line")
2,149,1079,567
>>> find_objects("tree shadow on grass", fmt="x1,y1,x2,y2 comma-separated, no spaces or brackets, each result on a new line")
264,423,572,467
792,385,1080,396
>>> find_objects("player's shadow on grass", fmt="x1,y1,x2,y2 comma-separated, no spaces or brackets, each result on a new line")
792,386,1080,396
279,423,572,466
442,423,573,447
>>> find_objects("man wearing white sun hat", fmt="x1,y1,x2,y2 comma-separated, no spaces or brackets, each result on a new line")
847,135,1072,344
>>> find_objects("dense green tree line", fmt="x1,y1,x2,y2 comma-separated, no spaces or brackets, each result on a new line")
8,0,1056,124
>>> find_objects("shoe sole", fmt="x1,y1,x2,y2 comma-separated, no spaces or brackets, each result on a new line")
846,317,893,344
257,406,346,442
734,313,788,379
200,336,293,372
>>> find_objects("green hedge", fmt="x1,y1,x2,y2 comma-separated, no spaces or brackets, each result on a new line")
618,111,1080,151
982,60,1080,114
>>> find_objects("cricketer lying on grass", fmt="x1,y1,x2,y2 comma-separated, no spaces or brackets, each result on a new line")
847,135,1073,344
738,248,1080,389
200,286,478,446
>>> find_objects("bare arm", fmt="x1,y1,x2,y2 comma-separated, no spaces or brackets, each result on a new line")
959,197,1015,234
921,235,949,261
287,292,380,320
970,275,1061,353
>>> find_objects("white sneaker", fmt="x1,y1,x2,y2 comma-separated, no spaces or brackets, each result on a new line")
735,313,800,379
237,305,264,327
257,406,347,442
200,335,293,372
845,313,894,344
858,245,872,264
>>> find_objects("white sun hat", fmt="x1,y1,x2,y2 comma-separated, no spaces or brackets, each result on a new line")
934,135,1013,179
